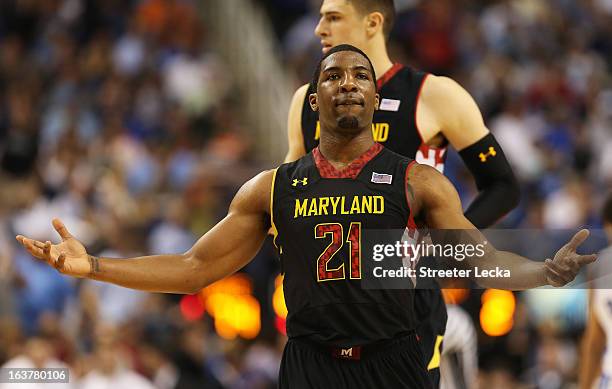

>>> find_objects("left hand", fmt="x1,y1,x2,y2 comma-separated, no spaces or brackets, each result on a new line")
545,229,597,287
16,218,91,278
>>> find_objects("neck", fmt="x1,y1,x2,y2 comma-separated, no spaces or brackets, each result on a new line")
318,126,375,168
363,36,394,81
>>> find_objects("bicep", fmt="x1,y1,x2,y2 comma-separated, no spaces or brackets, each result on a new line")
411,164,488,253
429,76,489,151
285,84,309,163
186,171,272,286
188,210,268,286
413,165,474,230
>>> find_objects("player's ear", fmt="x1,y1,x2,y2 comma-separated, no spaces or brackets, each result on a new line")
309,93,319,112
365,12,383,38
374,93,380,110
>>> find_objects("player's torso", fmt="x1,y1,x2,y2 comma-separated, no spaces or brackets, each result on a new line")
272,144,417,345
302,64,447,172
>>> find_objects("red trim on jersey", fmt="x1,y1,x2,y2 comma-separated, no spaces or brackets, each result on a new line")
414,73,430,144
405,160,418,230
377,63,404,90
313,142,383,179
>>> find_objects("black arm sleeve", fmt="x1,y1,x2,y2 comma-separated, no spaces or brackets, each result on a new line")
458,133,520,228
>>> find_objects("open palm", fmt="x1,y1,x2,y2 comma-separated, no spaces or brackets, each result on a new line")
16,218,91,277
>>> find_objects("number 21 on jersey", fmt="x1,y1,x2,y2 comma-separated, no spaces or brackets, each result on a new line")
315,222,361,282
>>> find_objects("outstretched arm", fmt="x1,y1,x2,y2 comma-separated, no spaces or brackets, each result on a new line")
407,164,596,289
16,170,274,294
420,75,520,227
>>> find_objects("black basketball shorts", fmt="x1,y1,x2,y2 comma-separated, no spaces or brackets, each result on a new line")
278,333,433,389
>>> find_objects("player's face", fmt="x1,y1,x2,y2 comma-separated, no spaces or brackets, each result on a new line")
315,0,368,54
311,51,379,135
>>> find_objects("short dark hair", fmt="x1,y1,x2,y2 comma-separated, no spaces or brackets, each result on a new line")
350,0,395,40
309,44,377,94
603,193,612,225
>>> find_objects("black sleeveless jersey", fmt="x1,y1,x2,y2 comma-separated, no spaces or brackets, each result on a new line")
301,64,448,171
271,143,418,346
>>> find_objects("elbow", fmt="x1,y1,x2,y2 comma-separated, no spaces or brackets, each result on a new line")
504,174,521,212
479,173,521,214
182,253,209,294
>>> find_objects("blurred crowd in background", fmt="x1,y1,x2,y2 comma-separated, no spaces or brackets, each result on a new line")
0,0,611,388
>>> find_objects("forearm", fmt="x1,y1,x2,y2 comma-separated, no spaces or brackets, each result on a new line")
469,249,547,290
88,253,204,294
464,177,519,228
459,133,520,228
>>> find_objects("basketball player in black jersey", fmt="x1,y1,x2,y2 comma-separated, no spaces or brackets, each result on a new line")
284,1,520,383
17,46,595,389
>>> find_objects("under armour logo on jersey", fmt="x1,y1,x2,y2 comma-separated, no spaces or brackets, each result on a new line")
371,172,393,184
292,177,308,187
479,147,497,162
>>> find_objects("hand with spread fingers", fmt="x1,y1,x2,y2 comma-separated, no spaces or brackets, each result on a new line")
16,218,91,278
545,229,598,287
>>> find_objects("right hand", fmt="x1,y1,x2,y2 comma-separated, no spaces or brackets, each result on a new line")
16,218,92,278
545,229,597,287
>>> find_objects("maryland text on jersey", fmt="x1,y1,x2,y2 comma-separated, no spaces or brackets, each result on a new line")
294,195,384,218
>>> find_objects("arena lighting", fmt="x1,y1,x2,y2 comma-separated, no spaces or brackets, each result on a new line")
441,288,470,305
179,294,206,321
480,289,516,337
275,316,287,336
273,274,288,335
273,274,288,318
198,274,261,339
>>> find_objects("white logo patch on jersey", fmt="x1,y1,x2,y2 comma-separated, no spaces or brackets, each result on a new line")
379,98,401,112
371,172,393,184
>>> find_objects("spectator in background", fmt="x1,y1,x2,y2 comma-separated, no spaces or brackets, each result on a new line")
78,324,155,389
0,336,73,389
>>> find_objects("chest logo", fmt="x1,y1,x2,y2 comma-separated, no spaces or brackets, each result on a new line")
479,147,497,162
371,172,393,184
292,177,308,187
379,98,401,112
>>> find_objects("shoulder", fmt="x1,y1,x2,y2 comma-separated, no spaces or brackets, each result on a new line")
291,84,310,107
288,83,310,121
407,162,447,187
420,75,469,104
277,152,315,179
419,75,489,148
406,162,459,209
231,169,276,214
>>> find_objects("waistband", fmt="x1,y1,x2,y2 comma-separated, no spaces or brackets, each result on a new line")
289,331,418,361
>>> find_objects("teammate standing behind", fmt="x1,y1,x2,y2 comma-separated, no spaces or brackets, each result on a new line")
284,0,520,384
580,194,612,389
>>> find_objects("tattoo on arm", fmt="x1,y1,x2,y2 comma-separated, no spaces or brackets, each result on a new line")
405,163,418,214
88,255,100,275
406,182,416,206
